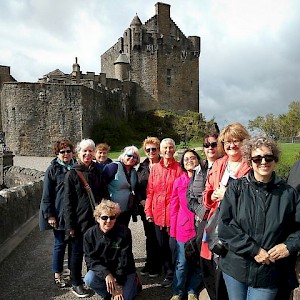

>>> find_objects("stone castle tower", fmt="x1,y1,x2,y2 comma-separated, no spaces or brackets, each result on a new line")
101,2,201,114
0,2,201,156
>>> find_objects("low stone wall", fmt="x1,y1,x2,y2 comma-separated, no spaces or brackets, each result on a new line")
0,166,44,262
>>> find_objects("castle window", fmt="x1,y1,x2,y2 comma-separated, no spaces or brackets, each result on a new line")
167,69,171,86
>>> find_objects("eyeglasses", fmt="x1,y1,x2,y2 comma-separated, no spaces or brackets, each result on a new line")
146,147,157,153
126,154,138,159
99,215,117,221
203,142,217,148
59,150,72,154
251,154,275,164
223,140,241,146
184,156,197,162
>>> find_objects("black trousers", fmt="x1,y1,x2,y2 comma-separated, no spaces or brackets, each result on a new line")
140,209,161,272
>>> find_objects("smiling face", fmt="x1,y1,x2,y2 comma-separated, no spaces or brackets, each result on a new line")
145,143,159,161
251,145,276,182
78,145,94,166
203,136,219,163
123,152,138,167
57,147,72,164
223,138,243,161
160,142,175,160
96,210,117,233
183,151,199,173
95,149,108,164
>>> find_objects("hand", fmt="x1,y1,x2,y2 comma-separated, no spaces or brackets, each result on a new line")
69,229,75,238
140,200,146,207
48,217,57,228
112,283,124,300
268,243,290,260
212,186,226,202
105,273,117,294
254,248,274,264
147,217,153,223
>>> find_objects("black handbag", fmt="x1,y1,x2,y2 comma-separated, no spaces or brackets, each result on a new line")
205,206,227,256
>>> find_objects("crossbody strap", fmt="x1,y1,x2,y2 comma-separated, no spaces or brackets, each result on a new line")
75,170,96,210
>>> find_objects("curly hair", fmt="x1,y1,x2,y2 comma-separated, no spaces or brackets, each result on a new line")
142,136,160,152
242,136,280,166
93,199,121,220
54,139,74,155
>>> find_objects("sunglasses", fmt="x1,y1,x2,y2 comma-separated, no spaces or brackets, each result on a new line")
146,147,157,153
203,142,217,148
251,154,275,164
99,215,117,221
126,154,138,159
59,150,72,154
183,156,197,162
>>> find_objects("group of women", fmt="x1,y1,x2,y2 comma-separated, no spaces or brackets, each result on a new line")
39,121,300,300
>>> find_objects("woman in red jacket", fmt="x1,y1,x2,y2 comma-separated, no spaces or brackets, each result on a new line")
201,122,250,300
145,138,182,288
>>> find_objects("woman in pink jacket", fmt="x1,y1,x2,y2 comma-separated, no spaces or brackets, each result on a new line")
201,122,251,300
145,138,182,288
170,149,202,300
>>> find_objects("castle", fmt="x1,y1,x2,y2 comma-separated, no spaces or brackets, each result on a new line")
0,2,200,156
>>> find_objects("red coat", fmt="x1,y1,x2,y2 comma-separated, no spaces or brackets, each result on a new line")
145,158,182,228
201,156,250,260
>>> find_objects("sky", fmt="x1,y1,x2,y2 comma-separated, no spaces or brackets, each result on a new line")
1,0,300,129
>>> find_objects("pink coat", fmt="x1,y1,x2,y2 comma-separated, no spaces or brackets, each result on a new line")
145,158,182,228
170,172,196,243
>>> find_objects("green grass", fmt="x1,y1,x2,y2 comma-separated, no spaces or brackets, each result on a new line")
279,143,300,165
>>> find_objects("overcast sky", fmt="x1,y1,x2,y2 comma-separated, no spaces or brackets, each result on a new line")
1,0,299,129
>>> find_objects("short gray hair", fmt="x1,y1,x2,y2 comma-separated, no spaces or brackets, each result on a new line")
76,138,95,153
160,138,176,151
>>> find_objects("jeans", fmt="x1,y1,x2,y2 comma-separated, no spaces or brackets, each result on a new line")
223,272,278,300
53,229,67,273
84,270,138,300
173,241,202,296
69,234,84,286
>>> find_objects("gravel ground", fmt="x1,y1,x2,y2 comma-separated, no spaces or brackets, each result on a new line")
0,156,209,300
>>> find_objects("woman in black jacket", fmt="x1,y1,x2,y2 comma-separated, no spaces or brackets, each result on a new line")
84,200,139,300
219,136,300,300
64,138,108,298
39,139,75,288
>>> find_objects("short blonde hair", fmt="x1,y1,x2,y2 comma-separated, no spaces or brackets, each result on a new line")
218,122,249,156
142,136,160,152
93,199,121,220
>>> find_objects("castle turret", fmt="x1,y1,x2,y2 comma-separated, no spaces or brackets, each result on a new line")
130,14,142,50
114,52,130,81
155,2,171,37
72,57,81,83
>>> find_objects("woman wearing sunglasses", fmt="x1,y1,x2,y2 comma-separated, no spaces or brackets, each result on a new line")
137,137,161,277
201,122,251,300
103,146,141,227
219,136,300,300
39,139,75,288
84,200,140,300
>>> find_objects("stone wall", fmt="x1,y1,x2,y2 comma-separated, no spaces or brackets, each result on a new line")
1,82,135,156
0,166,44,246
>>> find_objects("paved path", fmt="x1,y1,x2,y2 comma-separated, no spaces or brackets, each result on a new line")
0,156,209,300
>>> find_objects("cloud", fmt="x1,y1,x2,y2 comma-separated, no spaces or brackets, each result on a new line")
1,0,299,130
